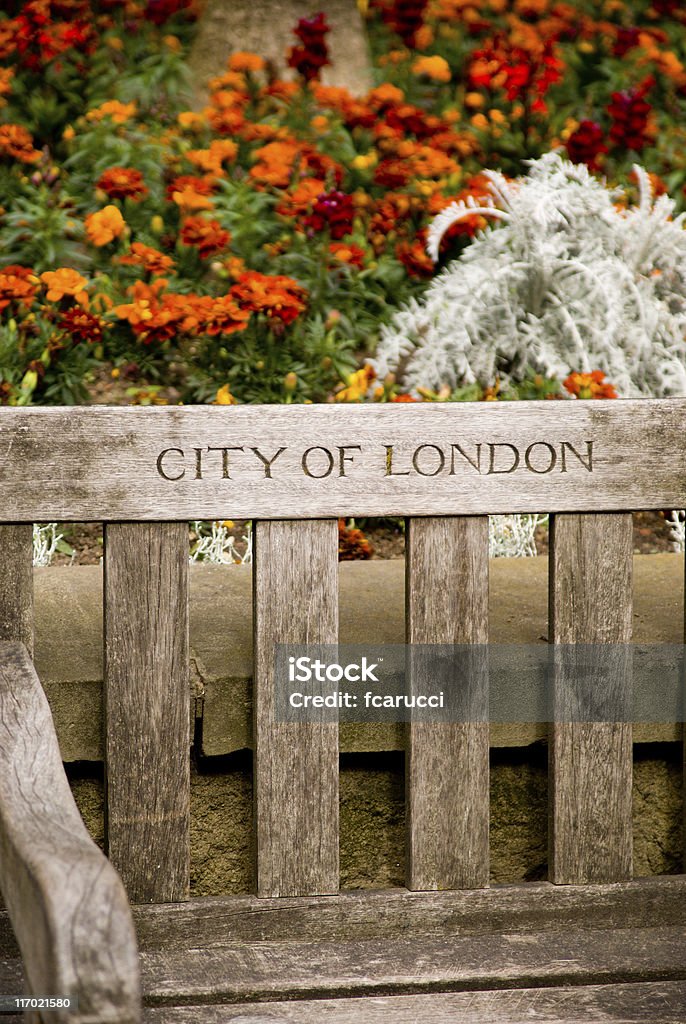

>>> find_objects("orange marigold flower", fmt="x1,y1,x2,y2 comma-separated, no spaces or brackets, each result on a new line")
86,100,137,125
338,519,373,560
231,271,307,325
395,238,434,277
0,68,13,104
0,124,41,163
563,371,618,400
181,294,251,336
58,307,109,344
185,139,237,176
96,167,148,201
41,268,89,306
117,242,175,275
85,205,126,246
167,175,215,212
180,216,231,259
329,242,366,269
275,178,326,218
177,111,207,132
228,51,265,72
113,279,186,344
411,55,452,82
0,265,38,311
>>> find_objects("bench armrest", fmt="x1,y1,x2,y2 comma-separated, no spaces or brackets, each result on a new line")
0,642,141,1024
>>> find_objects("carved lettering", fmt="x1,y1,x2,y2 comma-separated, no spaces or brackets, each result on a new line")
302,446,335,478
207,446,244,479
487,443,520,475
156,448,185,481
338,445,362,477
412,443,445,477
251,446,286,478
385,444,410,476
560,440,594,473
524,442,557,474
450,443,481,474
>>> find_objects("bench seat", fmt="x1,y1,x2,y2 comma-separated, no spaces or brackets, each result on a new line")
3,882,686,1021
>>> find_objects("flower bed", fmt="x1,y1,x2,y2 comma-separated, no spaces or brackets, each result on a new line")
0,0,685,409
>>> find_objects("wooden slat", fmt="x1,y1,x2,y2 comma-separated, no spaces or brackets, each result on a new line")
0,401,685,520
0,642,141,1022
130,876,686,951
253,519,338,897
138,925,686,1004
144,981,686,1024
104,523,190,904
0,524,33,655
406,517,489,890
549,513,633,884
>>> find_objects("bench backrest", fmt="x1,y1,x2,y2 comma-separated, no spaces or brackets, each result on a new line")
0,399,683,902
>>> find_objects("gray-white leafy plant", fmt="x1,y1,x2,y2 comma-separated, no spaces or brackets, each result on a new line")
372,151,686,398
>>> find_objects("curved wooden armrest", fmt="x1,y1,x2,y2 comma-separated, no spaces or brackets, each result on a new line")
0,642,141,1024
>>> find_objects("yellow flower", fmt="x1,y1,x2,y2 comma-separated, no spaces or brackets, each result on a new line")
84,205,126,246
489,109,506,124
411,55,451,83
62,125,75,141
471,113,489,130
215,384,237,405
177,111,206,132
40,268,89,306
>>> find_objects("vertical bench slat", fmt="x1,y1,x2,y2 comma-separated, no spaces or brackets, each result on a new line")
253,519,339,898
549,513,633,884
406,516,490,890
0,525,33,656
104,522,190,903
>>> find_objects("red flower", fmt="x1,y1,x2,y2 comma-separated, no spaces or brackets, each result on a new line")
376,0,428,47
287,12,330,82
565,120,607,171
305,190,354,239
58,306,109,344
608,82,653,152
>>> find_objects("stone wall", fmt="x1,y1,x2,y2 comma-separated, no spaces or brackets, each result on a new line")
37,555,686,895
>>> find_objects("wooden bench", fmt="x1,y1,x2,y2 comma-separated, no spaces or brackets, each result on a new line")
0,399,685,1023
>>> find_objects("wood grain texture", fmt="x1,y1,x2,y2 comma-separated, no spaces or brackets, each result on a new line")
549,513,633,884
0,525,33,655
130,876,686,950
253,520,338,897
0,400,685,519
406,517,489,890
104,523,190,904
138,925,686,1004
143,981,686,1024
0,642,141,1023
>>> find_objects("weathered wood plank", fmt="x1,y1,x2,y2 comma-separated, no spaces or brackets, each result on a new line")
130,877,686,950
104,523,190,903
406,516,489,890
139,925,686,1004
0,642,141,1023
253,520,339,897
143,980,686,1023
549,513,634,884
0,401,685,519
0,525,33,655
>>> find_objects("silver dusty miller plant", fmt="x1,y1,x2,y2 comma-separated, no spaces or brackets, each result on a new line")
373,151,686,556
373,151,686,398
